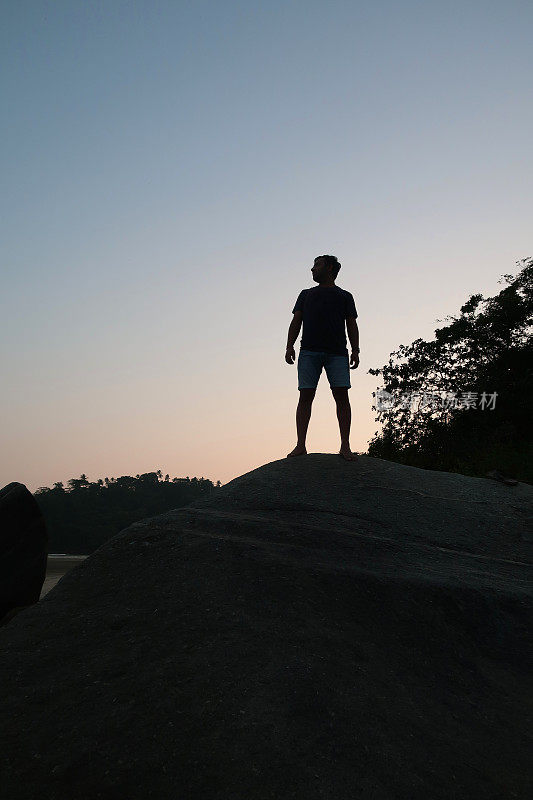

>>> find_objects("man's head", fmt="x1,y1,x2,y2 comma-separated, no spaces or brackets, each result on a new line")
311,255,341,284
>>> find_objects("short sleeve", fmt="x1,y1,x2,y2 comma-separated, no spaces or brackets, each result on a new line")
292,290,307,314
345,292,358,319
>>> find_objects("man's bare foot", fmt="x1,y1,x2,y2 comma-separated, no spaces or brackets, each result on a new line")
287,445,307,457
339,446,357,461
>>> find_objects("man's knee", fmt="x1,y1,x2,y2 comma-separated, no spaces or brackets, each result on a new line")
299,387,316,402
331,386,350,403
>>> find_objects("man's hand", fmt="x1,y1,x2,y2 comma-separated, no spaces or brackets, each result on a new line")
350,351,360,369
285,346,295,364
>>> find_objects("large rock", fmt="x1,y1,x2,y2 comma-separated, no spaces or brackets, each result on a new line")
0,454,531,799
0,481,48,624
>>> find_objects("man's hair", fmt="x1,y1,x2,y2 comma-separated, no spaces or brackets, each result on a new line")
316,254,341,279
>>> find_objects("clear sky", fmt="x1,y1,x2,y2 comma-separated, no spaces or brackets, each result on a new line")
2,0,531,493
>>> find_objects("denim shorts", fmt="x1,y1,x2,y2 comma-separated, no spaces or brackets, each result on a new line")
297,349,351,390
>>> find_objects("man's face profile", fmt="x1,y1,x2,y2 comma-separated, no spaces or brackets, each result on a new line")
312,257,334,283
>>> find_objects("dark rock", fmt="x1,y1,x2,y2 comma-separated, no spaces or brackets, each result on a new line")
0,455,531,799
486,469,520,486
0,482,48,624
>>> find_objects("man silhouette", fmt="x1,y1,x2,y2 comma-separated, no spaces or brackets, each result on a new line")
285,255,359,461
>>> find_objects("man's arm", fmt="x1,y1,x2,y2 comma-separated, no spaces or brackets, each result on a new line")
346,316,359,353
286,310,302,350
285,311,302,364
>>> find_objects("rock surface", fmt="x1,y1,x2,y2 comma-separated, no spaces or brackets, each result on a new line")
0,481,48,624
0,454,532,799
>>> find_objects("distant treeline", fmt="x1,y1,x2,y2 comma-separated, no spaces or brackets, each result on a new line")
34,470,221,555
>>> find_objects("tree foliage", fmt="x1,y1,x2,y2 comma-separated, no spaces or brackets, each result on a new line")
34,471,221,554
367,257,532,482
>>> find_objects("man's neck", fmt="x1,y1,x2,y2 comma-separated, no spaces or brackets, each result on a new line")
317,282,336,288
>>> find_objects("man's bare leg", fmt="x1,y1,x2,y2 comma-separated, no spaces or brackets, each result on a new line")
287,388,316,457
331,387,357,460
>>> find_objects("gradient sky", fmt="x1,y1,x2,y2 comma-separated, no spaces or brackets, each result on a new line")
2,0,532,493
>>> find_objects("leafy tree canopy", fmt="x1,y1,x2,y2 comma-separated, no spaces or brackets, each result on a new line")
368,257,532,482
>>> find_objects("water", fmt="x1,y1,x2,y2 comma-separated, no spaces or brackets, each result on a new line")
40,555,88,599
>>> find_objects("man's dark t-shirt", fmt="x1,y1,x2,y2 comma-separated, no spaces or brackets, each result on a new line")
292,286,358,356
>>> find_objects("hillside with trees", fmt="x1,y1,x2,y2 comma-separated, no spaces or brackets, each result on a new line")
34,470,221,554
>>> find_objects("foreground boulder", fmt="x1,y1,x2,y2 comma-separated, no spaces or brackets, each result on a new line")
0,454,531,799
0,481,48,625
